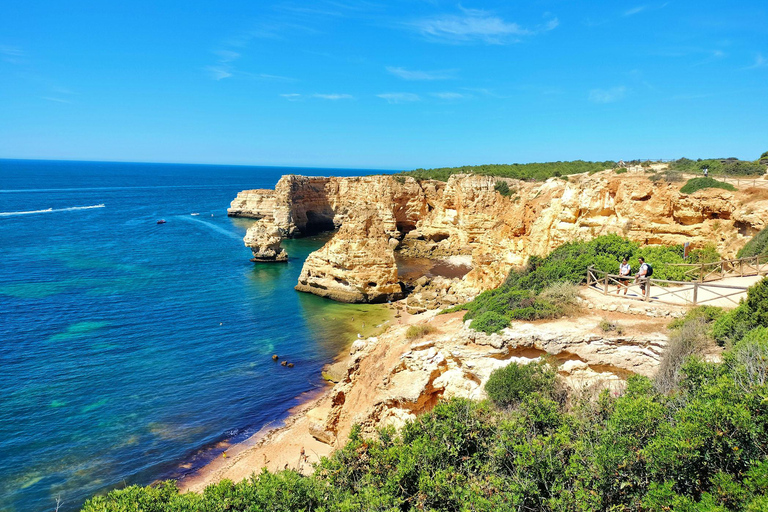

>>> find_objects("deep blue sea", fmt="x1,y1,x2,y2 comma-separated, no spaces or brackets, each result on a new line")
0,160,395,512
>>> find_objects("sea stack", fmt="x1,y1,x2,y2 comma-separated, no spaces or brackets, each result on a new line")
295,209,404,303
244,220,288,262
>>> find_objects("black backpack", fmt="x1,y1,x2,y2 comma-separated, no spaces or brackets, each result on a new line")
645,263,653,277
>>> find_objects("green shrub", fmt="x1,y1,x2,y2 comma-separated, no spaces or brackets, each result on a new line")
737,225,768,258
680,177,737,194
470,310,510,333
712,277,768,346
485,360,557,407
494,180,511,196
615,167,628,174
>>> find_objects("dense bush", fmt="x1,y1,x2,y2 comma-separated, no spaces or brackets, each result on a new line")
737,225,768,258
484,359,557,407
712,277,768,346
679,177,737,194
399,160,615,182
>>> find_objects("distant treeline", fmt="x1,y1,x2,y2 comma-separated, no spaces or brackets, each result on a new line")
397,152,767,182
399,160,615,182
669,155,766,176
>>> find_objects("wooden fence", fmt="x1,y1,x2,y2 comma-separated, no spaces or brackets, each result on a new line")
668,254,768,282
716,174,768,189
586,266,753,307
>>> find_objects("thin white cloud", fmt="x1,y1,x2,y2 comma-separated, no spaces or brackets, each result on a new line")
588,86,627,103
213,50,240,63
745,53,767,70
41,96,73,104
206,66,233,80
411,8,558,45
386,66,454,80
280,93,303,101
623,5,647,16
0,45,25,64
431,92,467,100
377,93,421,104
312,93,355,100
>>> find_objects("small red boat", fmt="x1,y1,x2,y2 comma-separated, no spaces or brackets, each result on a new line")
157,219,166,224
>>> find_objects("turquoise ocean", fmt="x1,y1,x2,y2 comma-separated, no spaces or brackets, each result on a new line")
0,160,395,512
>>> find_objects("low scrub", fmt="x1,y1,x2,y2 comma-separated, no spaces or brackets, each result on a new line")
599,318,624,334
679,177,737,194
405,324,437,340
737,225,768,258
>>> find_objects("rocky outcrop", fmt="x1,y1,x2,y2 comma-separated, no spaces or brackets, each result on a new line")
306,311,670,446
244,220,287,262
231,168,768,302
295,210,404,303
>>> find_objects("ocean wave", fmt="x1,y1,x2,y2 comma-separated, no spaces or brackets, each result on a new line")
0,204,105,216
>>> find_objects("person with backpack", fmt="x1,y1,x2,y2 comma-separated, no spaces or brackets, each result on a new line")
635,257,653,295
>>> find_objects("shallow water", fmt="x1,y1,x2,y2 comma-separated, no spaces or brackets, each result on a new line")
0,159,393,512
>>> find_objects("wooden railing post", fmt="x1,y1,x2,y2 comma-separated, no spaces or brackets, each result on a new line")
700,263,704,282
644,280,651,301
693,282,698,305
604,274,608,295
721,261,725,279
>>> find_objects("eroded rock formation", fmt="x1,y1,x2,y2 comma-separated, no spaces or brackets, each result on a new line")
243,220,287,262
295,210,404,303
306,310,672,447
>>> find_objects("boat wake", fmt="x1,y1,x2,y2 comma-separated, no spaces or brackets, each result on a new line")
174,215,241,240
0,204,106,217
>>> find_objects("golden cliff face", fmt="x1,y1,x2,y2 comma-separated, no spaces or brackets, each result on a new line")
294,210,404,303
229,169,766,302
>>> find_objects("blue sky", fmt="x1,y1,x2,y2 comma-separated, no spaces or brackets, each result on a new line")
0,1,766,169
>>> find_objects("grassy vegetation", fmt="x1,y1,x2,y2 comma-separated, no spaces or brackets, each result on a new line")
405,324,437,340
399,160,615,182
669,157,765,176
453,235,722,334
82,293,768,512
679,177,737,194
738,225,768,259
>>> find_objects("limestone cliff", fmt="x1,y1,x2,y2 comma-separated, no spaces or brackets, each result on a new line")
230,168,768,302
295,210,404,303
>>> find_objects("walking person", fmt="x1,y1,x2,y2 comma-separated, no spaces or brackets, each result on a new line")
617,258,631,295
635,257,653,295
